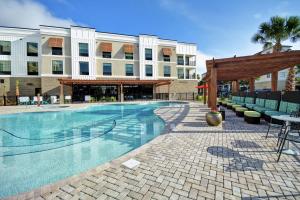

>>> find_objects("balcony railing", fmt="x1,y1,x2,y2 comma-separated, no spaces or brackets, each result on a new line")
187,61,196,66
185,73,196,79
177,60,184,65
177,60,196,66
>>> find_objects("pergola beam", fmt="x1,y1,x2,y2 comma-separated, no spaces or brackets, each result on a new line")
204,50,300,110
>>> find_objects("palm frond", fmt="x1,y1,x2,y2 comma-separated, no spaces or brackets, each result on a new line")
286,16,300,33
263,42,273,50
270,16,287,42
252,33,266,43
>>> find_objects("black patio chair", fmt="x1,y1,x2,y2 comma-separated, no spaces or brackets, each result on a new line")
277,116,300,162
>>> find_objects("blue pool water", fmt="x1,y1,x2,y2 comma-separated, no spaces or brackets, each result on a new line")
0,102,182,198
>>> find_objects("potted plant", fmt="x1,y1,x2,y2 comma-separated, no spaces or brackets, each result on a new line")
206,110,222,126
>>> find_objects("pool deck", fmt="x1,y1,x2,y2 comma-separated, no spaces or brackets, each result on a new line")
3,102,300,200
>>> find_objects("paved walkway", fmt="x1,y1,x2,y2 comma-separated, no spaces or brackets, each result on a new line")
5,102,300,200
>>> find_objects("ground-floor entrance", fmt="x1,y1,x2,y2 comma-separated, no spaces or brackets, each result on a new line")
58,79,172,103
72,84,154,102
72,85,118,102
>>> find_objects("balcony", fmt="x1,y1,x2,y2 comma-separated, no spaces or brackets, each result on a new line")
186,61,196,66
185,73,196,79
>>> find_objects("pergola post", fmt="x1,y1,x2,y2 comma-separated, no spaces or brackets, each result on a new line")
153,84,156,100
203,84,207,104
120,84,124,102
232,80,239,93
271,71,278,91
207,79,211,107
249,78,255,92
210,62,217,110
167,84,170,100
60,82,64,104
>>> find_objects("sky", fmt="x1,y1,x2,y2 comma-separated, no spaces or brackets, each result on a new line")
0,0,299,74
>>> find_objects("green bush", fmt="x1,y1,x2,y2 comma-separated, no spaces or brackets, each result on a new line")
101,96,106,102
110,96,116,102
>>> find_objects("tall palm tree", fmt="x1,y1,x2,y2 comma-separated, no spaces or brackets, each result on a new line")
252,16,300,91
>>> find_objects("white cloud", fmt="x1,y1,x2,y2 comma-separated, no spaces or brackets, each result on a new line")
0,0,77,28
197,50,213,75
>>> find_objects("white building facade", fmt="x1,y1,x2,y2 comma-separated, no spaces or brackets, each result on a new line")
0,25,198,102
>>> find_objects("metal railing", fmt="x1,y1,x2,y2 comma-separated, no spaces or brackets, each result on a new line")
156,92,197,101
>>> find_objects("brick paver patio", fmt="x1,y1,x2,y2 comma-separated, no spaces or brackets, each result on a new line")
6,102,300,200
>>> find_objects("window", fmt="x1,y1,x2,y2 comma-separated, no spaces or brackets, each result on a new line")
125,52,133,60
79,43,89,57
126,64,134,76
266,73,271,78
177,56,184,65
145,65,153,77
52,47,63,55
163,55,170,62
102,52,111,58
103,63,112,76
0,41,11,55
164,66,171,77
145,48,152,60
27,42,38,56
280,71,287,78
27,61,38,75
177,68,184,79
0,61,11,75
52,60,63,74
185,56,190,65
79,62,89,75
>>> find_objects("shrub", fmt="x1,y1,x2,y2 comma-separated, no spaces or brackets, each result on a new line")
101,96,106,102
110,96,116,102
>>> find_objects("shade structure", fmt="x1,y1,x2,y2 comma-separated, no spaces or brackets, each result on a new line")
123,44,134,53
162,48,172,56
205,50,300,110
100,42,112,52
48,38,63,48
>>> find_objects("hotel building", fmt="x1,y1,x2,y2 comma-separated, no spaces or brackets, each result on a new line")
255,45,300,91
0,25,198,103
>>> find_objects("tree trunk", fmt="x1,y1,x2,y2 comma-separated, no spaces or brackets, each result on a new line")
285,67,296,91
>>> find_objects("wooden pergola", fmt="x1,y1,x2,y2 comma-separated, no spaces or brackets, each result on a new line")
58,78,171,103
204,50,300,110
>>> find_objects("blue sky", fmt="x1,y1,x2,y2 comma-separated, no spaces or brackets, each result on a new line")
0,0,299,73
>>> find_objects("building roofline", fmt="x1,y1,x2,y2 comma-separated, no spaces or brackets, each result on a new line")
0,24,197,45
0,25,39,31
71,25,95,29
40,25,70,30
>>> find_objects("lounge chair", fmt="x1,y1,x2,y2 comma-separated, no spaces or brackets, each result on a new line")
18,96,30,105
65,96,72,103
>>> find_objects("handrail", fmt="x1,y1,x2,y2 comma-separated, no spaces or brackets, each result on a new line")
0,120,116,151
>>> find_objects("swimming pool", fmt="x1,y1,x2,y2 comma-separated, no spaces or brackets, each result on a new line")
0,102,182,198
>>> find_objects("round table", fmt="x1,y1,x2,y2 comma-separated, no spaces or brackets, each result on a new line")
272,115,300,155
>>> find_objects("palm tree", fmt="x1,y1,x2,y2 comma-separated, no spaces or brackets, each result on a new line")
252,16,300,91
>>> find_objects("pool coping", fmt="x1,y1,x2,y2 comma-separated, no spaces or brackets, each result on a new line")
0,100,183,115
1,101,191,200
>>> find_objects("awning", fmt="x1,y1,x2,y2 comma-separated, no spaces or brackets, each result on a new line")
123,44,134,53
100,42,112,52
162,48,172,56
48,38,63,48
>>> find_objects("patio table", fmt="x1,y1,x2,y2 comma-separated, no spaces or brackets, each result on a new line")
272,115,300,156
